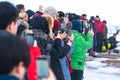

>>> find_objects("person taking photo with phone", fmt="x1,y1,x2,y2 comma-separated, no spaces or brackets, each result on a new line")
70,20,94,80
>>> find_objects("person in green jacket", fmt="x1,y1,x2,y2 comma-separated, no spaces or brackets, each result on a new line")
70,20,94,80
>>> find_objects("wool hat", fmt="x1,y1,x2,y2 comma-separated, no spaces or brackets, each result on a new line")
71,20,82,32
43,7,58,18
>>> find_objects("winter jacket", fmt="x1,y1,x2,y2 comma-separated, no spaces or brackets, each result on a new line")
0,75,19,80
104,24,108,38
27,47,42,80
94,21,105,34
26,38,70,80
59,41,74,80
71,30,93,70
50,38,71,80
109,36,117,49
17,19,29,37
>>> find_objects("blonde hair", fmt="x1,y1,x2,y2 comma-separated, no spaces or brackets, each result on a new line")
43,14,54,38
18,12,28,19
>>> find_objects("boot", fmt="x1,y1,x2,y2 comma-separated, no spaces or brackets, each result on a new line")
89,50,95,57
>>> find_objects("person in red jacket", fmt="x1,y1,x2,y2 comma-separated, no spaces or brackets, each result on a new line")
27,40,42,80
94,16,105,34
27,40,56,80
94,15,105,52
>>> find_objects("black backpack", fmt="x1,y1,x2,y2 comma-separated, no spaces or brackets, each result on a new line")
21,29,53,55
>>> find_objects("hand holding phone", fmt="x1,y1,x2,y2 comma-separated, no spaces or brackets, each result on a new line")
41,69,56,80
36,57,49,79
88,28,94,36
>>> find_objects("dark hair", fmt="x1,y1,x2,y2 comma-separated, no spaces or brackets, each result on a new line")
57,11,65,23
0,1,18,30
90,16,94,20
0,30,30,74
96,15,99,18
58,11,65,17
82,14,87,17
68,13,80,21
103,20,107,24
29,16,49,34
26,9,35,19
16,4,24,13
89,16,95,23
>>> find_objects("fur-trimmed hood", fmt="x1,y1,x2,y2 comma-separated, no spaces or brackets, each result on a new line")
19,19,29,29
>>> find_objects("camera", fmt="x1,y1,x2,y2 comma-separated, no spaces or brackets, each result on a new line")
63,29,72,43
82,24,92,35
54,28,66,36
54,28,72,43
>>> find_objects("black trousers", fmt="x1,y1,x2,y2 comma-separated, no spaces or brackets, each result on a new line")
96,33,104,52
71,69,83,80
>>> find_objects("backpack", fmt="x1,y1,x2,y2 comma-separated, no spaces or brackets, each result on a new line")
21,29,53,55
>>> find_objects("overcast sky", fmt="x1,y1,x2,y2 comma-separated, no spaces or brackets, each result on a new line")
1,0,120,26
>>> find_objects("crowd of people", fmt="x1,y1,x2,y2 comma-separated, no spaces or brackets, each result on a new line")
0,1,119,80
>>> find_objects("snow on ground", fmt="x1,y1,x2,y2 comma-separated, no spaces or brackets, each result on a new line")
84,66,120,80
84,57,120,80
84,40,120,80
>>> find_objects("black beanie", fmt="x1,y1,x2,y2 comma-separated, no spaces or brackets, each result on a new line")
26,10,35,19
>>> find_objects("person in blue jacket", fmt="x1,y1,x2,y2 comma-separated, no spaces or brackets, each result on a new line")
59,29,74,80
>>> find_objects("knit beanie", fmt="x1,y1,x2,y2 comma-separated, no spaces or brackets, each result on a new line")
71,20,82,32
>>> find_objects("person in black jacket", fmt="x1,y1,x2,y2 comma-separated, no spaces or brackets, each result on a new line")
28,15,71,80
50,32,71,80
109,33,118,49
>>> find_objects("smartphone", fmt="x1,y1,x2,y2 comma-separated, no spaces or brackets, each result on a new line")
36,57,49,79
26,34,34,46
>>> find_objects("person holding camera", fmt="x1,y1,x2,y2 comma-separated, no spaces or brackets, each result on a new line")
23,14,71,80
70,20,94,80
51,29,72,80
54,28,74,80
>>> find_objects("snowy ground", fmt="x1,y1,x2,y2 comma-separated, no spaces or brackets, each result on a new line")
84,57,120,80
84,41,120,80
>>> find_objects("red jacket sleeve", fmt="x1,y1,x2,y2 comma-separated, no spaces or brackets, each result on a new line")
27,47,42,80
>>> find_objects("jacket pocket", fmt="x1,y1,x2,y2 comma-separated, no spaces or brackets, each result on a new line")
78,62,82,65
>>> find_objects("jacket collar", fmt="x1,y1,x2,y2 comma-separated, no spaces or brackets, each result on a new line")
0,75,19,80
